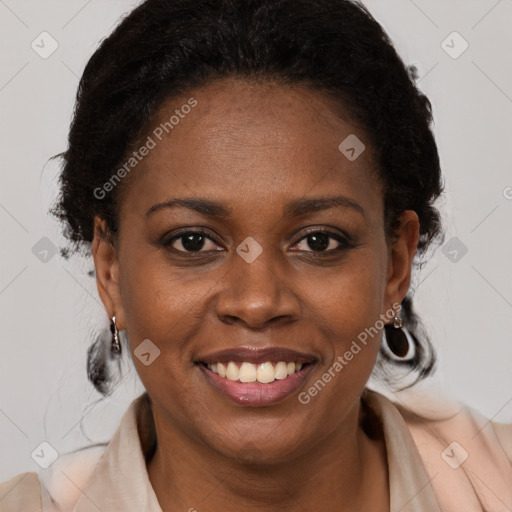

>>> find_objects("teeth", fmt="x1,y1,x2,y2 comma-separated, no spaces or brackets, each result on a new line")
206,361,307,384
226,361,240,381
239,362,257,382
274,361,288,380
256,362,275,383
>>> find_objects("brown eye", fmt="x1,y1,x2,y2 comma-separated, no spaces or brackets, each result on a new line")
291,230,350,253
166,231,222,253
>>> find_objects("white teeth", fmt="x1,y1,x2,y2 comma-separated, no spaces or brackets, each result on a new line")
239,362,257,382
256,362,275,383
274,361,288,380
206,360,307,383
226,361,240,381
217,362,226,377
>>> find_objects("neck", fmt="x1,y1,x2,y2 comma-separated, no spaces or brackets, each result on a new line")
146,397,389,512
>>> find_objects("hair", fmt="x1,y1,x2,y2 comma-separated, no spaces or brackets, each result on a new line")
51,0,444,395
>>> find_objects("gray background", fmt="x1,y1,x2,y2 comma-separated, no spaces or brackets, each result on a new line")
1,0,511,481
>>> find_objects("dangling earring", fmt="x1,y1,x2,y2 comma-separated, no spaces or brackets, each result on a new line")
382,310,415,361
110,315,122,356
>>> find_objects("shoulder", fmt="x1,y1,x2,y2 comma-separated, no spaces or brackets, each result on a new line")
0,472,42,511
390,389,512,509
369,385,512,469
386,386,512,486
0,444,107,512
39,444,107,511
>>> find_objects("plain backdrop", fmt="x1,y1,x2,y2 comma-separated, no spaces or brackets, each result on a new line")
1,0,511,481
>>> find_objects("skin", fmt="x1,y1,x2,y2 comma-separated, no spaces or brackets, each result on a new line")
92,77,419,511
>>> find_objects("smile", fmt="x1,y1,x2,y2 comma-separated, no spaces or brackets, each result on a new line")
195,346,317,406
206,361,304,383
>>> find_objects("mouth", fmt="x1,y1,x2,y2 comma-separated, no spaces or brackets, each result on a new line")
195,346,317,406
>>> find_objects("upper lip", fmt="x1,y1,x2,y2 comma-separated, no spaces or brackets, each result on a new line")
195,346,318,365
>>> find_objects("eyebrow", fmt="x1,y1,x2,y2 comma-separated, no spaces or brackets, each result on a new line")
145,195,365,219
145,198,231,218
283,196,365,218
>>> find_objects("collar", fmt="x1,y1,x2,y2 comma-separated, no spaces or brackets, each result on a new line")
72,393,160,512
69,389,448,512
362,389,442,512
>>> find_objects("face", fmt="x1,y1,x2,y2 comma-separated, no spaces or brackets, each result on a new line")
93,78,418,462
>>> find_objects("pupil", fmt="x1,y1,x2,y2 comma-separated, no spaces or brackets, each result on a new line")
308,233,329,251
183,234,205,251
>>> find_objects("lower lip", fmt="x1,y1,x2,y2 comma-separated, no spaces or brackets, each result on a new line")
198,363,315,406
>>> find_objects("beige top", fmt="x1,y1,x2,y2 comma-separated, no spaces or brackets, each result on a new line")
1,388,512,511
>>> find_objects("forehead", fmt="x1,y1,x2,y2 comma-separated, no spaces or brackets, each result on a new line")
119,78,382,223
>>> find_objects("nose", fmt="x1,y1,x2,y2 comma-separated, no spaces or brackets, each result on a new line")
215,247,301,329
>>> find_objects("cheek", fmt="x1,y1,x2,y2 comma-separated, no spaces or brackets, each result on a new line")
118,260,207,410
118,255,197,351
305,251,387,393
314,250,386,334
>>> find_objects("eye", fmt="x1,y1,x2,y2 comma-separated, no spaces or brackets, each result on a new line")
290,230,350,254
165,230,223,253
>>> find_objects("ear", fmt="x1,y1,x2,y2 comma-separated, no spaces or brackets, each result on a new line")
383,210,420,310
92,217,125,330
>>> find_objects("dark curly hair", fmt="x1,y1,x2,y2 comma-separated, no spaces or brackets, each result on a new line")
51,0,444,395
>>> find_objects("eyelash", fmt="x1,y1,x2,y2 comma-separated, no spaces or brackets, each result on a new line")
160,228,353,256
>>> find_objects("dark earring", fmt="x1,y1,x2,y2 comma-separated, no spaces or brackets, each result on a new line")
110,315,122,356
382,312,415,361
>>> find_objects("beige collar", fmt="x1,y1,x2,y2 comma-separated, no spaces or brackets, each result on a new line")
67,389,443,511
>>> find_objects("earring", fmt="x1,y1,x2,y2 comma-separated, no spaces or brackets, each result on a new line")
382,311,415,361
110,315,122,356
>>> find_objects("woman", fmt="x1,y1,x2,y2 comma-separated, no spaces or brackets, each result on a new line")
2,0,512,511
